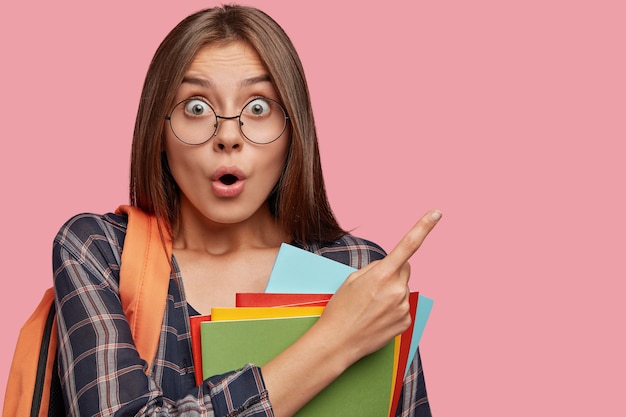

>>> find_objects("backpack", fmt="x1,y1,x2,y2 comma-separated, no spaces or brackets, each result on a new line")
2,205,172,417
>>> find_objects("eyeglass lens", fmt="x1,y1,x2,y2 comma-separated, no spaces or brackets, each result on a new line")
168,97,288,145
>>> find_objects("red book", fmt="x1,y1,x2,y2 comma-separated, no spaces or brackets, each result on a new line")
190,314,211,385
238,291,418,417
389,292,419,417
236,292,333,307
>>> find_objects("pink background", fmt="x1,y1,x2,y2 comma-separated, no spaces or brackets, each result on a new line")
1,1,624,415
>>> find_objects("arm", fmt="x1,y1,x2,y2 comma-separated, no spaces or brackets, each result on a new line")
316,239,432,417
262,210,442,417
53,213,272,417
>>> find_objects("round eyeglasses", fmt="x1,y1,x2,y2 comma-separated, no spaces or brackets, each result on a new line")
165,97,290,145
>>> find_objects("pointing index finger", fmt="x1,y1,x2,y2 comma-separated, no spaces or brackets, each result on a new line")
382,209,442,271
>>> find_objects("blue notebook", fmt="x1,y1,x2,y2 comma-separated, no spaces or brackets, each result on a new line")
265,243,433,377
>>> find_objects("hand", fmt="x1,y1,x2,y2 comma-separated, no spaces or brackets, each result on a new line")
262,209,442,417
319,209,442,364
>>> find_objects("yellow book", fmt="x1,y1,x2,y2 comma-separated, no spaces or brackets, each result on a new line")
211,306,324,321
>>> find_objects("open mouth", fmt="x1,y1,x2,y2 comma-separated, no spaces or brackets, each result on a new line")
219,174,239,185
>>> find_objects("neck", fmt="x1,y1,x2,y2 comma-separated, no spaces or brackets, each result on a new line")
173,202,290,256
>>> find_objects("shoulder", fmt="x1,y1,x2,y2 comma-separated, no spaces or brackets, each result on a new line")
306,234,387,269
53,211,129,255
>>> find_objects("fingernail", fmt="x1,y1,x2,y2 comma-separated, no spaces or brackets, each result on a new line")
430,210,442,222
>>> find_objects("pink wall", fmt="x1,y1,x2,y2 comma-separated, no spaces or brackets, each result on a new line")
1,1,624,415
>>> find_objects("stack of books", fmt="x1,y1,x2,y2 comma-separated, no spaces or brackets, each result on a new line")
190,243,433,417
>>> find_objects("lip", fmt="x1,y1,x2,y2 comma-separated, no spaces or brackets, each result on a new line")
211,166,247,198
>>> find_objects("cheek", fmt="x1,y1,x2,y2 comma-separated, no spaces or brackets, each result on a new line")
163,133,196,179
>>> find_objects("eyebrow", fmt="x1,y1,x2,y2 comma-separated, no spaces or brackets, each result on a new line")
182,75,272,89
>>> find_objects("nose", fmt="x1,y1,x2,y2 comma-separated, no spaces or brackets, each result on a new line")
212,115,244,151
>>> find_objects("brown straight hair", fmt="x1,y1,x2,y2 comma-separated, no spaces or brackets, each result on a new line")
130,5,346,244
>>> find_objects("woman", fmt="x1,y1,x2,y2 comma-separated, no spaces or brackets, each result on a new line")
53,5,440,416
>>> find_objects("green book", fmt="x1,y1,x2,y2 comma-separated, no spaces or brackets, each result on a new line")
201,316,396,416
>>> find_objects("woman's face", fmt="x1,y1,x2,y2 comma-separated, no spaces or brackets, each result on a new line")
164,41,290,226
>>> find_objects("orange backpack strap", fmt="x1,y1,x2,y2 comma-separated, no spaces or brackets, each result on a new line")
115,205,173,372
3,288,58,417
2,207,172,417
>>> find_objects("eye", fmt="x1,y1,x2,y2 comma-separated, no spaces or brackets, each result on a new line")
184,99,211,117
244,98,271,117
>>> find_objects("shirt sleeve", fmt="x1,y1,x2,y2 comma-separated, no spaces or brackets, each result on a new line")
395,350,432,417
52,214,273,417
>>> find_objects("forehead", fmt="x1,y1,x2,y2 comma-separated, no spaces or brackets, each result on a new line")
185,41,268,83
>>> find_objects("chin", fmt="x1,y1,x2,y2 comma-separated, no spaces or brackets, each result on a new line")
205,205,270,226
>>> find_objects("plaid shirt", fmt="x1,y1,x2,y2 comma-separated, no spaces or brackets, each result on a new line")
53,212,431,416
